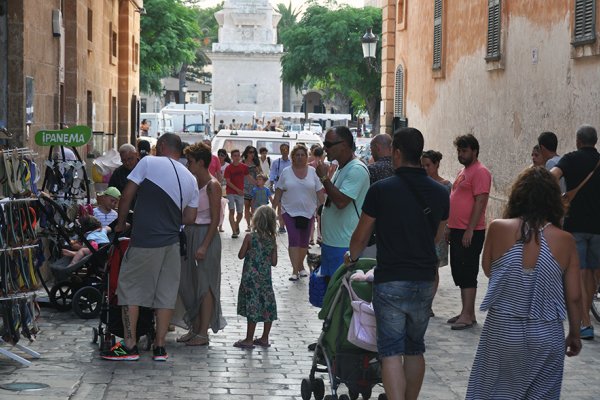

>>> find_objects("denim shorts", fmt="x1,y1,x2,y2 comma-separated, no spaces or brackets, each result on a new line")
372,280,434,358
573,232,600,270
226,194,244,213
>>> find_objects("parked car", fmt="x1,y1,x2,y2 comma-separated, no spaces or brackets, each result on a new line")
184,123,206,133
303,123,323,135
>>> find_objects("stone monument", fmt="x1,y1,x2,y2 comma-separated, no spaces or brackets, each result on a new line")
210,0,283,117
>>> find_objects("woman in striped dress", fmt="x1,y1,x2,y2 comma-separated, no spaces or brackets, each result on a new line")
466,167,582,399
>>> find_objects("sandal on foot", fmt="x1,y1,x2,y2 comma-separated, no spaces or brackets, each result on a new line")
446,315,461,324
185,334,209,346
253,338,271,348
176,330,196,343
233,340,255,349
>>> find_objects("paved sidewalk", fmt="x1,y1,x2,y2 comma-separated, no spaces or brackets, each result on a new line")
1,227,599,399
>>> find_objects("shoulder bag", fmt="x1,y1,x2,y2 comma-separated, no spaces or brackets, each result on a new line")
168,159,187,258
562,158,600,207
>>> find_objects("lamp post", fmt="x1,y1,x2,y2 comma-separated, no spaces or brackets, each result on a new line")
162,86,167,107
361,27,380,72
182,83,188,131
301,84,308,129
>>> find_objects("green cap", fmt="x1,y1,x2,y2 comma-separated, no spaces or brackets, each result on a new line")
97,186,121,199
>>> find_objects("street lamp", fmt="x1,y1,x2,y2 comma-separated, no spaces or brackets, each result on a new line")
162,86,167,106
301,84,308,129
182,83,188,131
361,27,380,72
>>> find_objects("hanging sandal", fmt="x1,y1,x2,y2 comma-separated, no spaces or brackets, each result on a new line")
185,334,209,346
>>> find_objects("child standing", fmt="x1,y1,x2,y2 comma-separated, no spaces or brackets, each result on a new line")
250,174,272,213
234,205,278,349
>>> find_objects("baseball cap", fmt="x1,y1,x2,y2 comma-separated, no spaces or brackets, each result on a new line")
97,186,121,199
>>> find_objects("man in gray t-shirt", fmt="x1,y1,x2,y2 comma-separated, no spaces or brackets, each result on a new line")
538,131,566,192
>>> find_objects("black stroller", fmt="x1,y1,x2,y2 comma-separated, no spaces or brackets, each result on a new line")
92,236,155,352
301,259,386,400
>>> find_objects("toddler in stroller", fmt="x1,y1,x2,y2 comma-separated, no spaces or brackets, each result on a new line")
61,215,110,266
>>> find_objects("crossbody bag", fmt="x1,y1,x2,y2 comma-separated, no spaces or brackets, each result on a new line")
168,159,187,258
397,174,437,236
562,158,600,207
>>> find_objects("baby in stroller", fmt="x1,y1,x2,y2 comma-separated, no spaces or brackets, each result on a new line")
61,215,110,266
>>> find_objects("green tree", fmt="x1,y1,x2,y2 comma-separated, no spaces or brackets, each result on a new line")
280,5,382,130
140,0,201,94
274,2,300,44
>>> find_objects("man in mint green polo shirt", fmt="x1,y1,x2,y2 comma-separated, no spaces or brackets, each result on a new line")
315,126,370,277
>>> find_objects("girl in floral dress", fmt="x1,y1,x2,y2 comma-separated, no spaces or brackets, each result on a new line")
234,205,278,349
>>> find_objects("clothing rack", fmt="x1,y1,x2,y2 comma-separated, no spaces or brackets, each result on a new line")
0,160,44,366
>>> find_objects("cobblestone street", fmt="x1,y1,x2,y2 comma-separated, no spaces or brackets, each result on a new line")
1,228,599,399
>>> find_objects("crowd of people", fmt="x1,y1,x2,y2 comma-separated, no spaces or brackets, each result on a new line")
90,121,600,400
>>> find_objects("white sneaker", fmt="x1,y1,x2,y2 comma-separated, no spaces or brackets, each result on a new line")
298,270,309,277
289,274,299,281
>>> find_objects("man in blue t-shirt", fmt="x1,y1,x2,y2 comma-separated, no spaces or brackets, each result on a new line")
346,128,449,400
315,126,370,278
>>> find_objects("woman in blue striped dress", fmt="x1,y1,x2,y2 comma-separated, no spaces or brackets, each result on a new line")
466,167,582,399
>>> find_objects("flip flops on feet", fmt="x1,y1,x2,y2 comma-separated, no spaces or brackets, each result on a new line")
185,334,209,346
447,315,477,324
252,338,271,348
233,340,255,349
451,321,475,330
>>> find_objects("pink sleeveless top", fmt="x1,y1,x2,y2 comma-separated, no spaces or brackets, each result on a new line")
195,184,211,224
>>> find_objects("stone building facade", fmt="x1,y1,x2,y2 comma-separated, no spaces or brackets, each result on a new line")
381,0,600,215
0,0,142,153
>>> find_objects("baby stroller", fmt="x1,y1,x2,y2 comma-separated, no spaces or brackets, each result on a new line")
301,258,387,400
92,236,155,352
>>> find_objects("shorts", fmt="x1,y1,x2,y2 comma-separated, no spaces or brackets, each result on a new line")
449,229,485,288
116,243,181,309
573,232,600,270
373,280,434,357
320,243,347,277
226,194,244,213
282,213,314,248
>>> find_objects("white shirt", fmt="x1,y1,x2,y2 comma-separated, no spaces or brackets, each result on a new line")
277,166,323,219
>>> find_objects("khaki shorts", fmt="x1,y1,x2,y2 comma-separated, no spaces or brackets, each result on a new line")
116,243,180,309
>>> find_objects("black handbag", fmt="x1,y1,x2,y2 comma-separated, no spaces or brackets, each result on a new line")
169,160,188,258
294,215,310,229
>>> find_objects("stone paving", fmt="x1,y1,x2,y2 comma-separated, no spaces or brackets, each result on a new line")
1,227,600,399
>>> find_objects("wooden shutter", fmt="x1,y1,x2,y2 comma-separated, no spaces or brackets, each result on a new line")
432,0,443,69
573,0,596,45
394,65,404,117
486,0,501,61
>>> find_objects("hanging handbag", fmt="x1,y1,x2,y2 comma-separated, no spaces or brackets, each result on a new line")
342,275,377,352
168,160,187,258
309,266,328,308
293,215,310,229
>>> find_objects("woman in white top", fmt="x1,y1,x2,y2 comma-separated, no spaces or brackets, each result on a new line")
173,142,226,346
273,144,325,281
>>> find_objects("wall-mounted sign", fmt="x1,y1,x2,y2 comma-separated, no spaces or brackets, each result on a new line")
34,125,92,146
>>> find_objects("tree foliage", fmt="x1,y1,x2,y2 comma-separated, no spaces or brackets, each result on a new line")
274,2,300,44
280,5,382,127
140,0,202,93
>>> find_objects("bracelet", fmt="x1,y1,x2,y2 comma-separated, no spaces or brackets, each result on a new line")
320,175,329,183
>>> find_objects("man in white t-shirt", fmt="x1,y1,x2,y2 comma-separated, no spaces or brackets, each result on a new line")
102,133,199,362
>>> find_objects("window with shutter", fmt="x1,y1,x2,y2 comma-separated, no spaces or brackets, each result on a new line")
486,0,501,61
394,65,404,118
573,0,596,45
432,0,443,70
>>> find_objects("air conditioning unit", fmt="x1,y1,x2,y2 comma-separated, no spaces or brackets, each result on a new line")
52,9,62,37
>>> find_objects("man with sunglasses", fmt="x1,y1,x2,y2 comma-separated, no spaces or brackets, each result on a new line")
315,126,370,279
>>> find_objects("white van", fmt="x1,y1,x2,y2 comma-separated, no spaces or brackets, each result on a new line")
140,112,174,138
211,130,323,160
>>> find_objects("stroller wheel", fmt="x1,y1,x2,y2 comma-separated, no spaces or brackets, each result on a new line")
324,395,337,400
49,281,74,311
360,387,372,400
348,389,359,400
339,395,350,400
72,286,102,319
377,394,387,400
301,378,313,400
313,378,325,400
92,327,99,344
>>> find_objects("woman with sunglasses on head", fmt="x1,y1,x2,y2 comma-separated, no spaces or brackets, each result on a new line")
273,144,325,281
241,146,260,232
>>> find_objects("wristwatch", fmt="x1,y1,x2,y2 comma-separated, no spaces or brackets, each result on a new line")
344,250,358,263
320,175,329,183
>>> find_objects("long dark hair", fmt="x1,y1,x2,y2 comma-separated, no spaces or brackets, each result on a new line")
242,145,260,167
217,148,231,164
503,167,564,243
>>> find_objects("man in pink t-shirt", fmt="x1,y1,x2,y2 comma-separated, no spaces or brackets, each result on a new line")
446,134,492,331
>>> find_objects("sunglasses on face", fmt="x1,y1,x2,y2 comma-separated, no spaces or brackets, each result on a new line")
323,140,344,148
